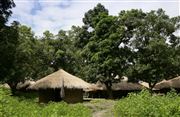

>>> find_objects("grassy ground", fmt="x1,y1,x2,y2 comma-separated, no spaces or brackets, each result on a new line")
114,90,180,117
0,88,91,117
83,99,116,117
1,87,180,117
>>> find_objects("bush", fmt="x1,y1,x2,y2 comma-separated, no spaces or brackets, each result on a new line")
114,90,180,117
0,88,91,117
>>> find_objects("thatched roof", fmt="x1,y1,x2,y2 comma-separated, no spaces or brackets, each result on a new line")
28,69,91,90
153,80,171,90
112,82,143,91
170,76,180,88
154,76,180,90
95,81,107,90
138,81,150,88
86,81,143,91
84,83,103,92
0,83,10,89
16,80,35,90
81,81,108,92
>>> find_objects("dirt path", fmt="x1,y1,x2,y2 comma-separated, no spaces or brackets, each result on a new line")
83,99,116,117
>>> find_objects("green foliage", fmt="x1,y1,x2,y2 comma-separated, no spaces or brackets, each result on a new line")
81,4,131,83
83,3,108,28
1,2,180,97
121,9,180,87
0,0,15,25
0,88,91,117
0,22,19,83
114,90,180,117
0,0,18,89
73,5,180,98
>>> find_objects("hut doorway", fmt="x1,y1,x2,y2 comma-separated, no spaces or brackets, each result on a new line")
39,89,62,103
63,89,83,103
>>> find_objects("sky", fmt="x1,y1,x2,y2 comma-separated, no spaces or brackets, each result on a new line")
9,0,180,36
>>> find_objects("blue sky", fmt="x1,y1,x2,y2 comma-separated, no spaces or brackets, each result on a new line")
9,0,180,36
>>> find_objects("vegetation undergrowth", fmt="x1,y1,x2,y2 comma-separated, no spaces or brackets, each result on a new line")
0,88,91,117
114,90,180,117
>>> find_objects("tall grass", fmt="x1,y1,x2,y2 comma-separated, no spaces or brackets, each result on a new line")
114,90,180,117
0,88,91,117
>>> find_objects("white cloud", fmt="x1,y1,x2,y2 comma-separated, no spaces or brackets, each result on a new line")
9,0,180,36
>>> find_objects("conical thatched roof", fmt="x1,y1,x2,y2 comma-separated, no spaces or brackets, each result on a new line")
28,69,91,90
154,76,180,90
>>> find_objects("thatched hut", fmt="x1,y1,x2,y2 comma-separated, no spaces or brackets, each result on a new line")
111,81,143,98
154,76,180,93
16,80,35,91
28,69,91,103
85,81,107,98
86,81,143,98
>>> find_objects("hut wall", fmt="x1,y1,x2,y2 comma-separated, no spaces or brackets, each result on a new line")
154,88,180,94
112,90,128,98
39,89,62,103
175,88,180,93
38,88,84,103
87,90,142,99
64,89,83,103
154,88,171,94
87,90,108,98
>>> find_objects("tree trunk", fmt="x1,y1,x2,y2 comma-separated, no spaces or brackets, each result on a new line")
148,82,157,94
104,81,113,99
7,81,18,95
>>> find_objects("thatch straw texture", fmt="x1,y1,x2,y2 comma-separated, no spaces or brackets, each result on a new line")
16,80,35,90
153,76,180,90
0,83,10,89
96,81,107,90
138,81,149,88
170,76,180,88
87,81,143,91
153,80,171,90
84,83,103,92
83,81,108,92
28,69,91,90
112,82,143,91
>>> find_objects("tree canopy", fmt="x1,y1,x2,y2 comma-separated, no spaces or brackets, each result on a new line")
0,3,180,94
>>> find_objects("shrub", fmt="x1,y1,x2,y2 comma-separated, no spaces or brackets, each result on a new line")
114,90,180,117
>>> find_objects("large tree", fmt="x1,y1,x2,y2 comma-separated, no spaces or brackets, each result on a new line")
124,9,180,89
0,0,19,85
83,3,108,29
80,4,133,98
0,22,19,82
0,0,15,26
78,5,180,95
